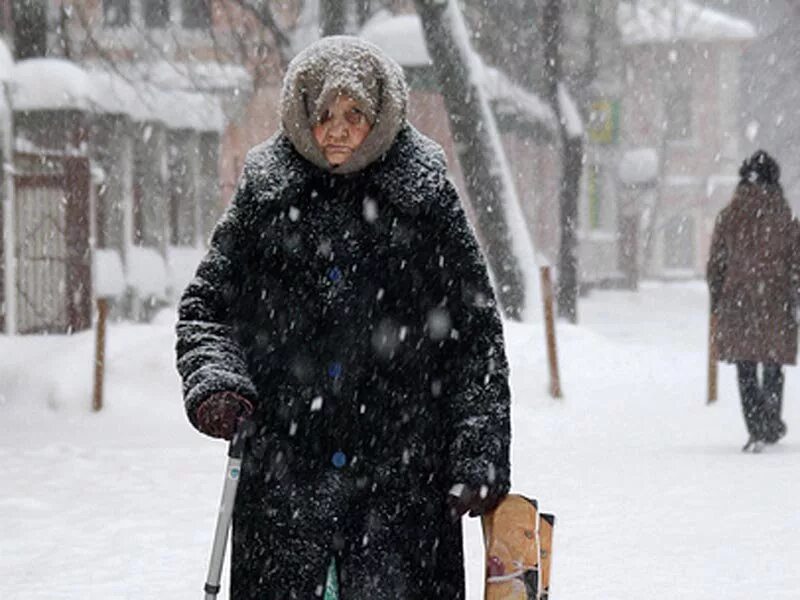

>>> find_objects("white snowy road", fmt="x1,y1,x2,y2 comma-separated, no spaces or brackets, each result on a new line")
2,281,799,599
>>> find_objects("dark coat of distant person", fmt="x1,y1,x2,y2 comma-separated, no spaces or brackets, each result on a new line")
707,155,800,365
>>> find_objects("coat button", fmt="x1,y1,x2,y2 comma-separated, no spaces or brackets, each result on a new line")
332,450,347,468
327,266,343,283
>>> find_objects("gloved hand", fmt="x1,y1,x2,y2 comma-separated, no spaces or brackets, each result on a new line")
447,483,505,521
196,392,254,440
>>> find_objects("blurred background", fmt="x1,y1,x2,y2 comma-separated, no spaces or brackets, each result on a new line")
2,2,800,599
1,0,797,334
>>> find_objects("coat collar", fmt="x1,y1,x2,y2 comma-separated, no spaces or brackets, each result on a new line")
244,124,450,218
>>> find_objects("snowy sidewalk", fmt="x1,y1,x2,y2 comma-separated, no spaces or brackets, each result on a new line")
2,281,799,599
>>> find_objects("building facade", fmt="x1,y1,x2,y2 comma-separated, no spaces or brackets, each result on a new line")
0,0,295,331
618,0,755,278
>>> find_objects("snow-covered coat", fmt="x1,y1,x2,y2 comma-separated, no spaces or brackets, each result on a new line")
707,182,800,365
176,125,511,598
176,36,511,598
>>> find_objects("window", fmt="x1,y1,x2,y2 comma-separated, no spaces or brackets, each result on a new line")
143,0,170,28
666,85,692,140
182,0,210,29
103,0,130,27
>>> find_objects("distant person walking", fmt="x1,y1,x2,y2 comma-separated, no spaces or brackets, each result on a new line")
707,150,800,452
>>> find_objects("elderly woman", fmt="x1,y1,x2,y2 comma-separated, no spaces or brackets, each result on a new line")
708,150,800,452
176,36,511,598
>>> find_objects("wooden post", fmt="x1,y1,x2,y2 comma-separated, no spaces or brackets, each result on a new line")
93,297,109,412
540,266,563,398
707,312,718,404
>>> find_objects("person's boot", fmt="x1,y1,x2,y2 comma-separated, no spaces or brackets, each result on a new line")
762,364,785,444
742,436,765,453
764,420,787,445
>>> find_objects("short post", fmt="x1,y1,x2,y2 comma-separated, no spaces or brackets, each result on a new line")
707,312,718,405
540,266,562,399
92,297,109,412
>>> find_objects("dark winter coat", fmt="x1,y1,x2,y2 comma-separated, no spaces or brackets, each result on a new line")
176,124,511,598
707,182,800,365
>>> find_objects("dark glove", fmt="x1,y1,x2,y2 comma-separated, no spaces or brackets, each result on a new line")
447,483,505,521
196,392,254,440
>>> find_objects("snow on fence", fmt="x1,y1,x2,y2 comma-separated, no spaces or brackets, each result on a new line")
10,58,100,113
93,249,126,300
126,245,169,301
617,0,756,45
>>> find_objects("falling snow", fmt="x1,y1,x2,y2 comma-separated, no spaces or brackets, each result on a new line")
2,1,800,598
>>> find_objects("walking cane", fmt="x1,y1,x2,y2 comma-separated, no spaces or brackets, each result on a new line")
204,418,255,599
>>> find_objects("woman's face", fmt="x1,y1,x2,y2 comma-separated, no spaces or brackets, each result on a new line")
312,95,372,166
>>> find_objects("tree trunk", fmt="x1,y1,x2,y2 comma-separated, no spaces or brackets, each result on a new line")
543,0,581,323
557,135,582,322
356,0,372,27
618,211,639,290
414,0,526,320
320,1,347,37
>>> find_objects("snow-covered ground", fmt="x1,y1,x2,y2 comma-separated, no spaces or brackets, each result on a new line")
2,280,798,599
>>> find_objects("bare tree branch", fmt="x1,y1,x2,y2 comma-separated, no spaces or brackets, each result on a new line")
71,0,292,94
219,0,256,77
228,0,292,67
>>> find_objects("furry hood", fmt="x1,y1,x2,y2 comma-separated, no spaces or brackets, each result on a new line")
280,36,409,175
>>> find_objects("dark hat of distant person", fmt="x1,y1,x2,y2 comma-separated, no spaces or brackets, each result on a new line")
739,149,780,186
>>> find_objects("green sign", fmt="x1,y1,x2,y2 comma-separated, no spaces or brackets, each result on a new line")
588,99,620,145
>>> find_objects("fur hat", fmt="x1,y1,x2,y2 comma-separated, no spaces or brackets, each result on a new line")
280,36,409,174
739,150,781,185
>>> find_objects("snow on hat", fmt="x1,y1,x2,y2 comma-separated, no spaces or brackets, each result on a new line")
739,149,780,185
280,35,409,174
